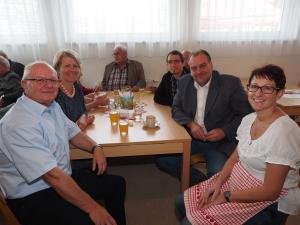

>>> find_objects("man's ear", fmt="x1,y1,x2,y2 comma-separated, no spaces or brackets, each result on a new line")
21,80,27,91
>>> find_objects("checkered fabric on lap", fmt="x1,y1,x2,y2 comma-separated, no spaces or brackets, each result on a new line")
184,161,287,225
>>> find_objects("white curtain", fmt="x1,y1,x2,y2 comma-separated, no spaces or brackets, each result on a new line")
189,0,300,56
0,0,299,62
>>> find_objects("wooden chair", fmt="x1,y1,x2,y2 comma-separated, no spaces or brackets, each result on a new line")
0,193,21,225
190,153,206,166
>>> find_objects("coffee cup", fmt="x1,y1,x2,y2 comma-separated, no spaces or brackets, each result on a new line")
145,115,156,128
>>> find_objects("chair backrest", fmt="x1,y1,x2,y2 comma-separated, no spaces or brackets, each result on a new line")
0,103,15,120
0,193,21,225
190,153,206,165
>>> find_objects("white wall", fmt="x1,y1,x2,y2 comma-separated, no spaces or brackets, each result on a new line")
80,55,300,88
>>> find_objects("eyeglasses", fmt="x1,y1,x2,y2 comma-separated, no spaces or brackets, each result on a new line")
167,60,182,64
247,84,280,94
25,78,61,86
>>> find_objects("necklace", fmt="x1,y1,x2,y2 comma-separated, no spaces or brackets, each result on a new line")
60,83,75,98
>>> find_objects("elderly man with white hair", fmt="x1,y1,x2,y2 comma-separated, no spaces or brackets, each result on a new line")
101,45,146,91
0,61,126,225
0,56,23,108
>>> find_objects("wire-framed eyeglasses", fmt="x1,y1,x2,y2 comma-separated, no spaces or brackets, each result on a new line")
247,84,280,94
25,78,61,86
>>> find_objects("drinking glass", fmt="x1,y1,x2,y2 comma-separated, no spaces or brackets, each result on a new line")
109,111,120,126
119,120,129,136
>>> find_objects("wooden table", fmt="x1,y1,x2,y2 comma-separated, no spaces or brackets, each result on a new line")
277,95,300,116
71,92,192,190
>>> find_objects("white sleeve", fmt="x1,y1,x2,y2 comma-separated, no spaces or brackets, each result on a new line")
265,118,300,169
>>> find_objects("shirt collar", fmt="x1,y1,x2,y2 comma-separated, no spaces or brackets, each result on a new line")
194,77,211,90
114,60,128,70
21,94,55,116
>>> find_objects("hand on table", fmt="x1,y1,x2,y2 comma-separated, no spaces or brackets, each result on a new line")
131,86,140,92
94,95,109,106
77,115,95,131
145,86,157,93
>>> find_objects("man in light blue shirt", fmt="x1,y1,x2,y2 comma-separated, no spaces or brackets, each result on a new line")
0,61,126,225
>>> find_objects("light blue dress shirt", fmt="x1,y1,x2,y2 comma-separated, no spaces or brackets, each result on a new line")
0,95,80,199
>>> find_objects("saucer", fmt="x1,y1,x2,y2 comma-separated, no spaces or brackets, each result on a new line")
143,121,160,128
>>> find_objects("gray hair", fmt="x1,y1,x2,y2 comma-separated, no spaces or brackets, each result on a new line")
0,50,8,59
0,56,10,69
53,49,81,73
23,61,57,80
114,45,127,54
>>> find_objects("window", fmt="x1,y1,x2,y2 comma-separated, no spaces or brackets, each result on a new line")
0,0,47,44
0,0,299,59
196,0,299,41
64,0,174,42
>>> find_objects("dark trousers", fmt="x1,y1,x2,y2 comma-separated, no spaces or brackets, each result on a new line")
7,169,126,225
155,140,228,186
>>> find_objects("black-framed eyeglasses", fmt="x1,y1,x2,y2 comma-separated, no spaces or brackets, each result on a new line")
247,84,280,94
167,59,182,64
25,78,61,85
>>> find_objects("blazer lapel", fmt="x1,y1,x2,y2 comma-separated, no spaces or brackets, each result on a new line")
190,81,197,117
205,72,219,117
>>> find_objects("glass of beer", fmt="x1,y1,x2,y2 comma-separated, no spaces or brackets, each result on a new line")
119,120,129,136
109,110,120,126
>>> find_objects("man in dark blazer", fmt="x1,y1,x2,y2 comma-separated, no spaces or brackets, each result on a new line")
154,50,188,106
101,45,146,91
156,50,252,185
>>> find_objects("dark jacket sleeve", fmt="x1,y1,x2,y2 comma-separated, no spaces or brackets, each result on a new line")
172,75,196,125
128,60,146,88
101,63,112,91
2,73,23,106
154,73,173,106
133,61,146,88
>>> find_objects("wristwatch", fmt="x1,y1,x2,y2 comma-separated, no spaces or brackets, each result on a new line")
91,144,102,153
224,191,231,202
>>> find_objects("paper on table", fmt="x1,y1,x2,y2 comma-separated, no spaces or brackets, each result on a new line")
283,94,300,99
285,89,300,94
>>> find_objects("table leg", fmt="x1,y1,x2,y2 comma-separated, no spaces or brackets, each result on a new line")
181,140,191,191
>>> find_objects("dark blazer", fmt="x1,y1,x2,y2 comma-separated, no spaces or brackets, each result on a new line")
172,71,252,156
101,59,146,90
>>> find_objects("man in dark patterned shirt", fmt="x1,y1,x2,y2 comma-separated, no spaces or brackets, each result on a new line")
101,45,146,91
